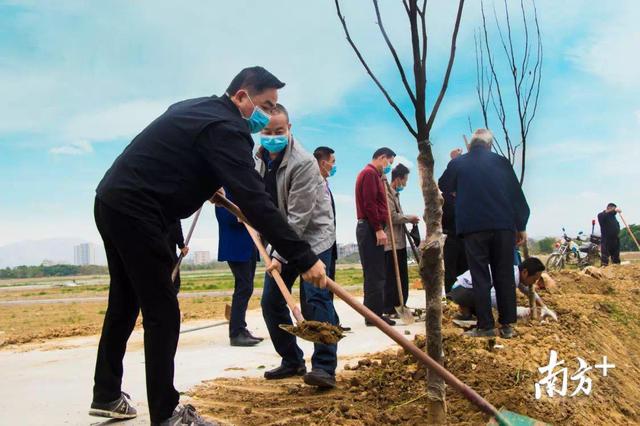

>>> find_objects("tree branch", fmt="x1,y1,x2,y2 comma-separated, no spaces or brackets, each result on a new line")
425,0,465,131
334,0,417,137
372,0,417,106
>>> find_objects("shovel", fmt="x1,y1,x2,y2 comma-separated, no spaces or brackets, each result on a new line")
324,277,545,426
212,193,344,346
382,178,414,325
619,212,640,251
171,206,203,282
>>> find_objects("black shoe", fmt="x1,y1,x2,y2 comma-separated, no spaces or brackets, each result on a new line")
154,404,218,426
303,369,337,388
339,324,351,332
89,391,137,419
499,325,516,339
365,316,396,327
463,327,497,338
230,332,260,347
243,328,264,342
264,364,306,380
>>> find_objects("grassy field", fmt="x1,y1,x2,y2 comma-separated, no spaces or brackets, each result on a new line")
0,264,422,347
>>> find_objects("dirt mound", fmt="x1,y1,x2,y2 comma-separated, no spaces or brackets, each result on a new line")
190,264,640,425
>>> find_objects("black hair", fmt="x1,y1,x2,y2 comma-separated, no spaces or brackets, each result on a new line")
518,257,545,275
226,66,285,96
272,103,289,121
607,203,617,209
313,146,335,162
372,147,396,160
391,163,410,181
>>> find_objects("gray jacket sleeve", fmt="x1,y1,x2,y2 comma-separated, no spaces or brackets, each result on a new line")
285,157,323,237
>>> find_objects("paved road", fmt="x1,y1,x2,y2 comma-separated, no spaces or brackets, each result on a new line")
0,285,362,306
0,292,428,425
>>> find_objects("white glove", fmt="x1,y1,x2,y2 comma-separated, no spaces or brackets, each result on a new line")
541,306,558,321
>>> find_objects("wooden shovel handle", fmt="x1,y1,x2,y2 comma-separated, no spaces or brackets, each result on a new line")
382,177,406,307
171,206,203,282
212,193,304,323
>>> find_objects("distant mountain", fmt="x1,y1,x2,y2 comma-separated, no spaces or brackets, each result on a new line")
0,238,107,268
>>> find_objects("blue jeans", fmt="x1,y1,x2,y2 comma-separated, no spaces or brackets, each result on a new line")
261,247,338,375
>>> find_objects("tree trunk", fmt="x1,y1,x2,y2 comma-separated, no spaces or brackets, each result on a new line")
417,140,446,424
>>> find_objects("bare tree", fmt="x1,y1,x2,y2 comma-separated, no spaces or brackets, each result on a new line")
474,0,543,184
335,1,465,423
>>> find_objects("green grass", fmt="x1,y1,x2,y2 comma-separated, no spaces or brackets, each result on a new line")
3,265,421,297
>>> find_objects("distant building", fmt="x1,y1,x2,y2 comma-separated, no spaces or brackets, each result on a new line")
74,243,96,265
192,250,211,265
41,259,60,266
338,243,358,259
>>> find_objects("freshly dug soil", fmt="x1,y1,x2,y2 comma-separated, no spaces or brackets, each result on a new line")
280,320,345,345
190,264,640,425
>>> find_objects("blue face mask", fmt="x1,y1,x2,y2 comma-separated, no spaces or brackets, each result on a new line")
383,164,392,174
396,185,405,192
244,94,271,133
329,165,337,177
260,134,289,153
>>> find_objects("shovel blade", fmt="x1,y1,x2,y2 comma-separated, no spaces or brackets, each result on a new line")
487,408,549,426
395,306,415,325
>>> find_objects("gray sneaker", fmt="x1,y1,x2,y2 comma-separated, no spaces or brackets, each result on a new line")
157,404,218,426
89,391,137,419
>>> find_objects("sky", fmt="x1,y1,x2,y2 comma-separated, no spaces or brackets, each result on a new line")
1,0,639,260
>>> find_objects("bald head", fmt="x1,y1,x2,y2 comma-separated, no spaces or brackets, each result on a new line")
469,129,493,150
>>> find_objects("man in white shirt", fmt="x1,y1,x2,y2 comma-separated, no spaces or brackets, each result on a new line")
447,257,555,321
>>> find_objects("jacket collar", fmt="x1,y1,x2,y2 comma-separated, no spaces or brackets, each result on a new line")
366,163,382,175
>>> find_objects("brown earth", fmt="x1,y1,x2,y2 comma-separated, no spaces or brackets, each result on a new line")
190,264,640,425
0,295,261,348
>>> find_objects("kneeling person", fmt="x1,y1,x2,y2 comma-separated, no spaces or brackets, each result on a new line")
257,104,338,388
447,257,551,326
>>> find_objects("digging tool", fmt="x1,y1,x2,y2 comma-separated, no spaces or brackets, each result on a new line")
382,178,414,325
404,225,421,264
211,197,543,426
211,193,344,346
180,320,228,334
619,212,640,251
326,277,545,426
171,206,203,282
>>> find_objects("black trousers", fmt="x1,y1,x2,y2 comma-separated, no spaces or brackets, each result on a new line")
443,234,468,293
601,236,621,265
92,198,180,423
228,259,257,338
356,221,386,317
383,248,409,314
463,230,517,330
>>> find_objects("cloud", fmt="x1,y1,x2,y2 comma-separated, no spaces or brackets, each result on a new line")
568,1,640,89
333,193,354,206
63,99,169,143
49,140,93,156
394,155,415,169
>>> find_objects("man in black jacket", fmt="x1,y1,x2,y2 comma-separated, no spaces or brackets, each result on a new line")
439,148,467,294
439,129,529,339
89,66,327,426
597,203,622,266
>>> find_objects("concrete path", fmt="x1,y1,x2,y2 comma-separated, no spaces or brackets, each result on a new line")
0,291,427,425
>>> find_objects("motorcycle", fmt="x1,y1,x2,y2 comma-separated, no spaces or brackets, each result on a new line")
546,227,601,272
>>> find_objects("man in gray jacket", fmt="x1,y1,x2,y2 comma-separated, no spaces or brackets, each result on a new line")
256,104,339,388
383,163,420,316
